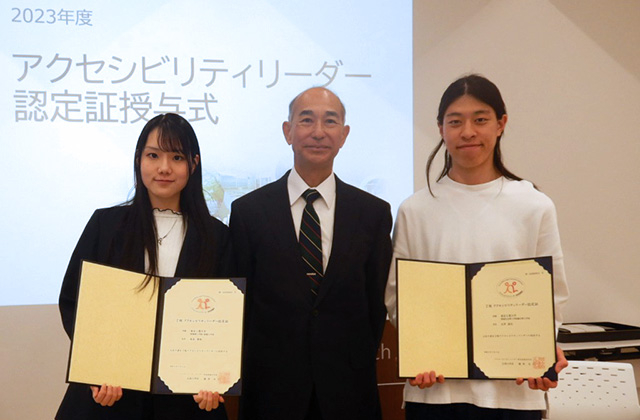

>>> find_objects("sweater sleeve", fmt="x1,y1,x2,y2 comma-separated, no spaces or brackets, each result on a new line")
384,203,411,328
536,201,570,332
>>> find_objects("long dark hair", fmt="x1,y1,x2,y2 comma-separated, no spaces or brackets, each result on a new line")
425,74,525,195
119,113,217,289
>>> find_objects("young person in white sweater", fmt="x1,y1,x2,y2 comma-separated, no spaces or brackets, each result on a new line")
384,74,570,420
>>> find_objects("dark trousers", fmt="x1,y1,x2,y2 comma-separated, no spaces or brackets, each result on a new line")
304,386,323,420
405,402,542,420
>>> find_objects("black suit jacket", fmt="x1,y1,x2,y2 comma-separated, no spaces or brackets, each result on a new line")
230,173,392,420
56,205,230,420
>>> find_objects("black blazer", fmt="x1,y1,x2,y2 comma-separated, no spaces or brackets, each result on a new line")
56,205,230,420
230,173,392,420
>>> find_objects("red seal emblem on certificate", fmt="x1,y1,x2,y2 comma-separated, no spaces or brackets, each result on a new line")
191,295,215,313
533,357,546,369
497,278,525,297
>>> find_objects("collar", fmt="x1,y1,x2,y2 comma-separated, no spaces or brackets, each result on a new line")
287,167,336,209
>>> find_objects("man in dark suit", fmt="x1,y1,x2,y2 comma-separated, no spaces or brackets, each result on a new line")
230,87,393,420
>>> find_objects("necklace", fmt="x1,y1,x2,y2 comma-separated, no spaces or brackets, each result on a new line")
157,218,179,245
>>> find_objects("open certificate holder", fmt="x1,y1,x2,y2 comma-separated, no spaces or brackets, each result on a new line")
66,261,245,395
397,257,557,380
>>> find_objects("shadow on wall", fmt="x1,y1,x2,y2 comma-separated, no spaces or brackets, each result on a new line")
550,0,640,81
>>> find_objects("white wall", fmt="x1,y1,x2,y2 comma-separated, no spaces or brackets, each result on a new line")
2,1,639,418
0,305,68,419
413,0,640,326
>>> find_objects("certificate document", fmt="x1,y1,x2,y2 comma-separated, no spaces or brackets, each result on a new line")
397,257,556,380
67,261,245,394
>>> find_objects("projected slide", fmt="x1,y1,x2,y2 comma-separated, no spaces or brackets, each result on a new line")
0,0,412,305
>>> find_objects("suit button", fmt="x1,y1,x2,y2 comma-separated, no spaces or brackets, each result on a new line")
312,309,319,317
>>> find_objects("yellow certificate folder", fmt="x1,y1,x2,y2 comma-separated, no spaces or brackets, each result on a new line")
397,257,557,380
66,261,245,395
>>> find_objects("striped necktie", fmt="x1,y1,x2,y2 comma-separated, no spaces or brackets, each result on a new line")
299,189,323,295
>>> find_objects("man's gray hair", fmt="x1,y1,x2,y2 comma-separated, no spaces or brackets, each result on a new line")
287,87,347,122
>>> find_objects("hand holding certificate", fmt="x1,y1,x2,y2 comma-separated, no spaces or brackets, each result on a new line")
67,261,245,395
396,257,557,381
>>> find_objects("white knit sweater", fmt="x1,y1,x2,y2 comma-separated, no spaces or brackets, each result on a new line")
385,176,570,410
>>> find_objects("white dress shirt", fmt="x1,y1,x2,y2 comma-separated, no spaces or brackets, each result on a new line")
145,209,186,277
288,168,336,273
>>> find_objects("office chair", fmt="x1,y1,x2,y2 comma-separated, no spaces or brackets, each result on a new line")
547,360,640,419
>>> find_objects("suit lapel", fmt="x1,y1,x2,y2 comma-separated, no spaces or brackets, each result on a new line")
314,177,358,307
265,173,300,253
175,220,196,277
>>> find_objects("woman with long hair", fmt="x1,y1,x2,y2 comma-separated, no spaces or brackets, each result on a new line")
57,113,230,419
